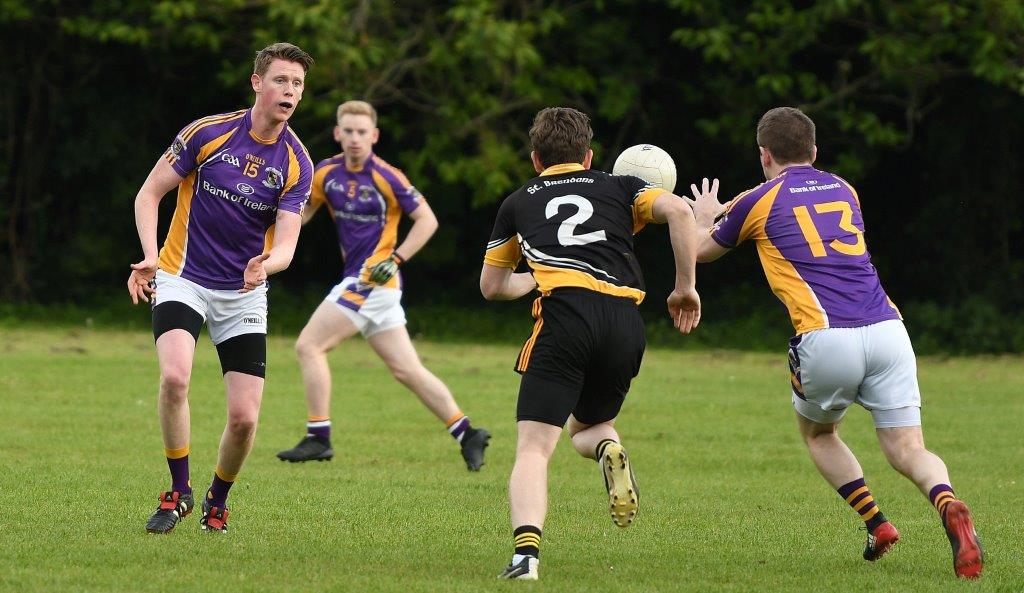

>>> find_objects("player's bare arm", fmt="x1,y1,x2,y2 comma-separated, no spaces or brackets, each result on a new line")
300,197,322,225
365,199,439,285
240,209,302,293
393,199,439,262
684,177,731,263
479,264,538,301
651,192,701,333
128,157,184,304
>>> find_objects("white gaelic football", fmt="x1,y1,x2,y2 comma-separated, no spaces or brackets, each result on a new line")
612,144,677,192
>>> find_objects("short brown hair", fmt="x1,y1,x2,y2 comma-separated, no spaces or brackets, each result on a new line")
529,107,593,167
336,100,378,125
756,107,815,164
254,42,314,76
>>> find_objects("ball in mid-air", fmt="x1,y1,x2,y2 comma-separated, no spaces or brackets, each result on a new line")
612,144,677,192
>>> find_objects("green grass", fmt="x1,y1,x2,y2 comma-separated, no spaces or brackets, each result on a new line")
1,327,1022,592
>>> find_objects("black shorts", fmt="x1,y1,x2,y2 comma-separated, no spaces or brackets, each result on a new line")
515,288,646,427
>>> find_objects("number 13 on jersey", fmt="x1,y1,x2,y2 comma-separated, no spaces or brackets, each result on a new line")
793,201,865,257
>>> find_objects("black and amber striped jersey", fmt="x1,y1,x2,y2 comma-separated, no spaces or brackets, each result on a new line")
484,163,665,304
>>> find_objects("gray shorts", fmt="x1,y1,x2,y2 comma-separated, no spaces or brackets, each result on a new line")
153,270,267,344
789,320,921,428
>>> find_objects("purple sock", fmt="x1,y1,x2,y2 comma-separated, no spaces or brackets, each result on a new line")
166,450,191,494
206,471,234,509
307,418,331,440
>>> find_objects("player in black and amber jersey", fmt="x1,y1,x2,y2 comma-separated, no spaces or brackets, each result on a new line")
483,107,701,580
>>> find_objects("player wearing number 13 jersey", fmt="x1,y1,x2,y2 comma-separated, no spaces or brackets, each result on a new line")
688,107,982,579
482,107,701,580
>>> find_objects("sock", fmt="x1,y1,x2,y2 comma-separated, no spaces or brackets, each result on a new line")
595,438,618,460
446,412,470,443
929,484,957,517
307,416,331,440
206,468,236,509
165,445,192,495
513,525,542,558
837,477,887,531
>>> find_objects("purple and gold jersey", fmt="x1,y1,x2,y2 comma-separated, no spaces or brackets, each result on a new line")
712,165,900,334
309,153,423,289
158,109,313,290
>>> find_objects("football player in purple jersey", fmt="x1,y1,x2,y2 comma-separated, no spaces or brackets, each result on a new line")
687,107,982,579
275,101,490,471
128,42,314,534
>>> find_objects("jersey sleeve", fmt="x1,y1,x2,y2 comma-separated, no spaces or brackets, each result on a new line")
163,118,217,177
483,196,521,269
711,185,771,248
374,161,423,215
309,162,330,211
278,140,313,215
618,175,666,234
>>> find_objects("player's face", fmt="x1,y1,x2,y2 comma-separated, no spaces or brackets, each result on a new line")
334,114,379,164
252,59,306,123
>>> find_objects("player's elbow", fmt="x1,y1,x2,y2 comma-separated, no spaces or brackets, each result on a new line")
479,279,500,301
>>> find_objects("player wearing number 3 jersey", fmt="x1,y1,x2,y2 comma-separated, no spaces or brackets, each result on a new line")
687,107,983,579
482,107,701,580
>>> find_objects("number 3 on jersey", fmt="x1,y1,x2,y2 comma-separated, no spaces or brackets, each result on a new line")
793,201,865,257
546,195,607,246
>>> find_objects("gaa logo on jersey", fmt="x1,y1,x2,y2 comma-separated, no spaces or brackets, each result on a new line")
263,166,284,190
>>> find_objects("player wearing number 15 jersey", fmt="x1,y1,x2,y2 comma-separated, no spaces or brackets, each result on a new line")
482,107,701,580
687,107,982,579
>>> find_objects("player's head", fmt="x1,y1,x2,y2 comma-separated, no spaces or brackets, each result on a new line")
529,107,594,172
250,42,314,124
334,100,380,166
756,107,817,179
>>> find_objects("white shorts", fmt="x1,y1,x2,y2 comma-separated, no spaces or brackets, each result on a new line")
325,277,406,338
153,269,268,344
789,319,921,428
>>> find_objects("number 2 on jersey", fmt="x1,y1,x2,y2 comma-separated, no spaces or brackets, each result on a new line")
792,201,865,257
545,195,607,246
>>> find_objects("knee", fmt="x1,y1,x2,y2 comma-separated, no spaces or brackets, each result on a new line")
388,361,419,385
884,441,924,468
294,337,322,361
159,370,190,401
802,427,838,446
227,415,258,439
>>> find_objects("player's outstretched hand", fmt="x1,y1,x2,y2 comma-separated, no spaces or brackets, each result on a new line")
241,253,270,293
667,287,701,334
128,259,157,305
367,252,402,285
684,177,726,228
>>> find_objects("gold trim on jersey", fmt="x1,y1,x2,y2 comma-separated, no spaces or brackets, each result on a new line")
756,240,829,333
357,168,402,289
738,181,784,243
310,162,342,211
540,163,586,176
528,262,645,304
181,110,246,143
631,187,665,233
516,297,544,372
484,238,521,269
249,129,278,145
158,128,239,274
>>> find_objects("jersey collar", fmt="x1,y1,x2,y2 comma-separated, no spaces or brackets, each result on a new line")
344,152,374,173
540,163,586,177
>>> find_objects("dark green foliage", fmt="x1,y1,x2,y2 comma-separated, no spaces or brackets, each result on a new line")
2,0,1022,352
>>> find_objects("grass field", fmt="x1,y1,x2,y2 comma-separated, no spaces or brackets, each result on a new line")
1,326,1022,592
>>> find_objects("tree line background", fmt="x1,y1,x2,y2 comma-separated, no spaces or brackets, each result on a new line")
3,0,1023,352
